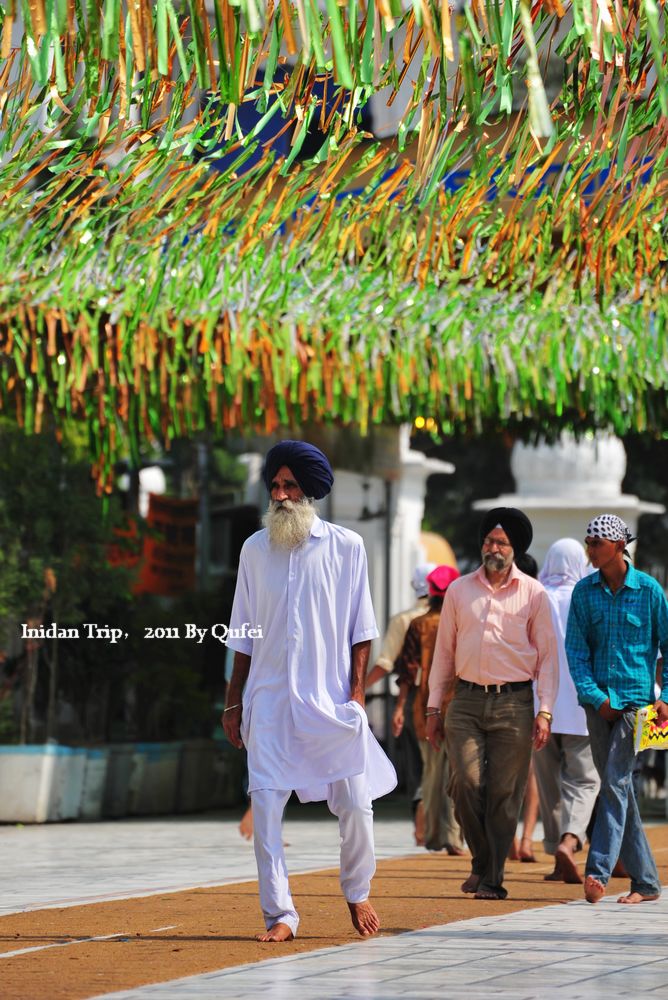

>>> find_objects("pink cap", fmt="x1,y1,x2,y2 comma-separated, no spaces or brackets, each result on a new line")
426,564,460,595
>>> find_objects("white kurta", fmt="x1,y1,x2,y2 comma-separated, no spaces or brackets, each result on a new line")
227,516,398,803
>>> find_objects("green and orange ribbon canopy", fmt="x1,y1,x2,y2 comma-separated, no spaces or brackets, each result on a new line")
0,1,667,487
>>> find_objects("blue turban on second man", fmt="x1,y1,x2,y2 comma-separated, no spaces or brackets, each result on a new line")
262,440,334,500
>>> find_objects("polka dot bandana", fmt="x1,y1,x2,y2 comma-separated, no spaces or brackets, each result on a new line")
585,514,635,545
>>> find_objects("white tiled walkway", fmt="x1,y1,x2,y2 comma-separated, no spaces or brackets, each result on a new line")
95,896,668,999
0,803,416,915
2,806,666,999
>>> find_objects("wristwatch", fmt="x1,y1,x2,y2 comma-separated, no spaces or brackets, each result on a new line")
537,710,553,723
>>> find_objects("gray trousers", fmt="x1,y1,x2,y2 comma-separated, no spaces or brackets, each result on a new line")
445,684,534,898
532,733,600,854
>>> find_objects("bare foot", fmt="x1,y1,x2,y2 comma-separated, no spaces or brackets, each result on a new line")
544,855,564,881
555,843,583,884
446,845,467,857
256,922,294,942
474,888,506,900
461,873,480,893
239,806,253,841
348,900,380,937
518,836,536,863
508,837,520,861
584,875,606,903
618,891,660,904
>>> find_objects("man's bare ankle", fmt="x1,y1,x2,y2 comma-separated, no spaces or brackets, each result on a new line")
618,891,660,905
256,921,294,942
348,900,380,937
461,873,480,893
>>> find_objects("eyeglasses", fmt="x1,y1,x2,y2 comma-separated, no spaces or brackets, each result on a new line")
482,537,512,550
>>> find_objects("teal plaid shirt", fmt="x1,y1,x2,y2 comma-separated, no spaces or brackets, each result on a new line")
565,563,668,710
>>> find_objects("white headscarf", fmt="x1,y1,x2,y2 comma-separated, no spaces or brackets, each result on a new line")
537,538,591,736
411,563,437,598
538,538,589,590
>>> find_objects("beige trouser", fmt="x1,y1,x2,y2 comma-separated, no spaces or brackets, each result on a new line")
418,739,465,851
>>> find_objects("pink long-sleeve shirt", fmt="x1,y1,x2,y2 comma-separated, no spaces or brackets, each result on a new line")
427,563,559,714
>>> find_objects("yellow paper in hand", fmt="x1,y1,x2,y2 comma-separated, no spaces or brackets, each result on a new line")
634,705,668,753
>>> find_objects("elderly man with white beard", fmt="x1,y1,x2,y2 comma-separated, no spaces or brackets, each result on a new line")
222,440,397,943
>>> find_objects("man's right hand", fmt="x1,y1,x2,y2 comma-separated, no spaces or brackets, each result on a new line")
425,713,444,750
598,698,623,722
222,706,244,748
391,705,405,738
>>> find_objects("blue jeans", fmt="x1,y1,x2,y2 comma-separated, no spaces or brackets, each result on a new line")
584,706,661,896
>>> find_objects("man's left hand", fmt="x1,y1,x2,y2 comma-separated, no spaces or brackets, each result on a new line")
425,713,444,750
222,706,244,749
351,692,365,709
653,699,668,725
532,713,551,750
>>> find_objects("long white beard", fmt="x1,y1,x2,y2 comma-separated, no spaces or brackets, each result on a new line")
263,498,315,550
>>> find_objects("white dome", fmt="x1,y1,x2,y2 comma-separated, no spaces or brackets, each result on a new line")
474,432,664,565
511,433,626,500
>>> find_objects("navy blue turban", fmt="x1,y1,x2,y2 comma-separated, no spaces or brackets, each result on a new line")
479,507,533,557
262,440,334,500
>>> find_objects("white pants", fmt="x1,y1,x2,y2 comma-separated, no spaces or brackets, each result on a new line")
251,773,376,937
